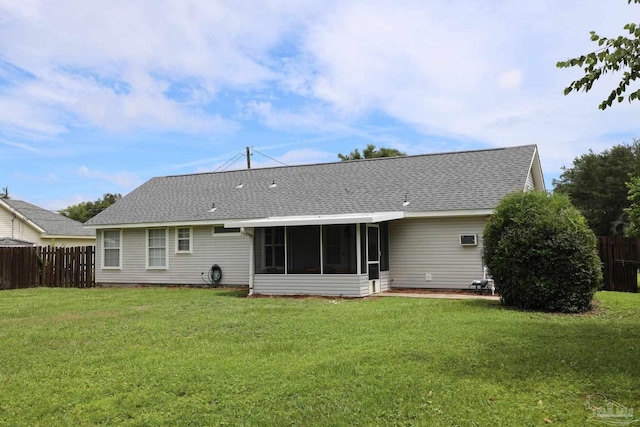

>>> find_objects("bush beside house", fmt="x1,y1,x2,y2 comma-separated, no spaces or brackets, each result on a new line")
483,191,602,313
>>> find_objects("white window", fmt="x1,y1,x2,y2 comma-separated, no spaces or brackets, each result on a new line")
176,227,192,253
102,229,122,269
147,228,168,269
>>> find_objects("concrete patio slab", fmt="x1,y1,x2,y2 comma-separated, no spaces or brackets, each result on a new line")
378,292,500,301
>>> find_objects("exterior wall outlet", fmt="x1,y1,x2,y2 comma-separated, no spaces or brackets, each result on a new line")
425,273,432,281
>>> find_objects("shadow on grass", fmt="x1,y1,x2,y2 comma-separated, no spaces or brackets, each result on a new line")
209,287,249,298
432,299,640,402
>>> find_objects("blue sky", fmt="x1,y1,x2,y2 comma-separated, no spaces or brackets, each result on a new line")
1,0,639,210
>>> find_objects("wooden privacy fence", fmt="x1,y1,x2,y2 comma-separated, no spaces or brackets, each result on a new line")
0,246,95,290
597,237,640,293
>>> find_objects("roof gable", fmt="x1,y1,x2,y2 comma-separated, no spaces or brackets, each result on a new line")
86,145,542,227
0,199,95,237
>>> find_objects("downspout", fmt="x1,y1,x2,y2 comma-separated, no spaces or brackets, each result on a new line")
356,223,361,275
241,227,255,296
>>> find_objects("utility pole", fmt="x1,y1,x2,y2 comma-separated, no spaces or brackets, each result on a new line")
246,146,251,169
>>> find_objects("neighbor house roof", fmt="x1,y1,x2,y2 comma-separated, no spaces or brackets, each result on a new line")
0,199,95,238
0,237,35,247
86,145,543,227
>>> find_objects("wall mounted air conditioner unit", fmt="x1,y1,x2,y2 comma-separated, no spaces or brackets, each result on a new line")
459,234,478,246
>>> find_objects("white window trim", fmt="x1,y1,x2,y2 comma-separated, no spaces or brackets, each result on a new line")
175,226,192,254
146,228,169,270
212,225,241,237
102,229,122,270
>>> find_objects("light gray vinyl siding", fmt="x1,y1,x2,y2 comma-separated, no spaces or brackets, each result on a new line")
254,270,387,297
389,217,488,289
254,274,366,297
525,169,534,191
358,275,369,296
357,270,391,295
380,271,391,292
96,225,250,286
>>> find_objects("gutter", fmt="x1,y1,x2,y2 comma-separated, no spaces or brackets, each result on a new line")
240,227,254,296
43,235,96,240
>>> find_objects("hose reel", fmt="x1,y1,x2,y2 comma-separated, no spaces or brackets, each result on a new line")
202,264,222,287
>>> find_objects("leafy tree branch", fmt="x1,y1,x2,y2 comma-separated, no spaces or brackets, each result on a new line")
557,0,640,109
59,193,122,223
338,144,406,161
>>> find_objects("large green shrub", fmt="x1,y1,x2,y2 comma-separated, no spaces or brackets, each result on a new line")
483,191,602,313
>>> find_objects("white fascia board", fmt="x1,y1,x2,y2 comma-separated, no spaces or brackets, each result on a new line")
0,199,47,234
43,234,96,240
224,212,406,228
528,147,546,192
83,219,243,230
403,209,494,218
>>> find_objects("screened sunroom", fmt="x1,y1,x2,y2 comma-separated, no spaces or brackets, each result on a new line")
225,212,401,296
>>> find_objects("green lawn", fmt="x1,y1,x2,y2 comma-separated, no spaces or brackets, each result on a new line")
0,288,639,426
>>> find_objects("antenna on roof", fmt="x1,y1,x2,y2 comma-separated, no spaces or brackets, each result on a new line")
246,146,251,169
1,187,8,199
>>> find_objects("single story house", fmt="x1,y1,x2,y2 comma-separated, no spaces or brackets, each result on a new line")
0,198,96,247
84,145,544,296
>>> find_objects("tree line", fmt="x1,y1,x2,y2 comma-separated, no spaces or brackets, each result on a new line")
553,140,640,236
59,193,122,223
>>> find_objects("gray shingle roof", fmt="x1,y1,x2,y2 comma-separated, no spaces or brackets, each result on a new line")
0,237,35,247
2,199,95,237
86,145,540,226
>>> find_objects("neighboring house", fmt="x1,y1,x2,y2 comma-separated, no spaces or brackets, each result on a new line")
84,145,545,296
0,199,96,247
0,237,34,247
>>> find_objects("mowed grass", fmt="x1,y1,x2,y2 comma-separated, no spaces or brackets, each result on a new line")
0,289,639,426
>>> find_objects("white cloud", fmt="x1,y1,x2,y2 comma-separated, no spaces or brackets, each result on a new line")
0,138,39,152
277,148,334,165
0,0,322,137
497,69,523,91
10,171,59,184
239,148,335,169
245,100,273,118
282,0,640,175
1,0,640,205
38,195,87,212
76,166,141,189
